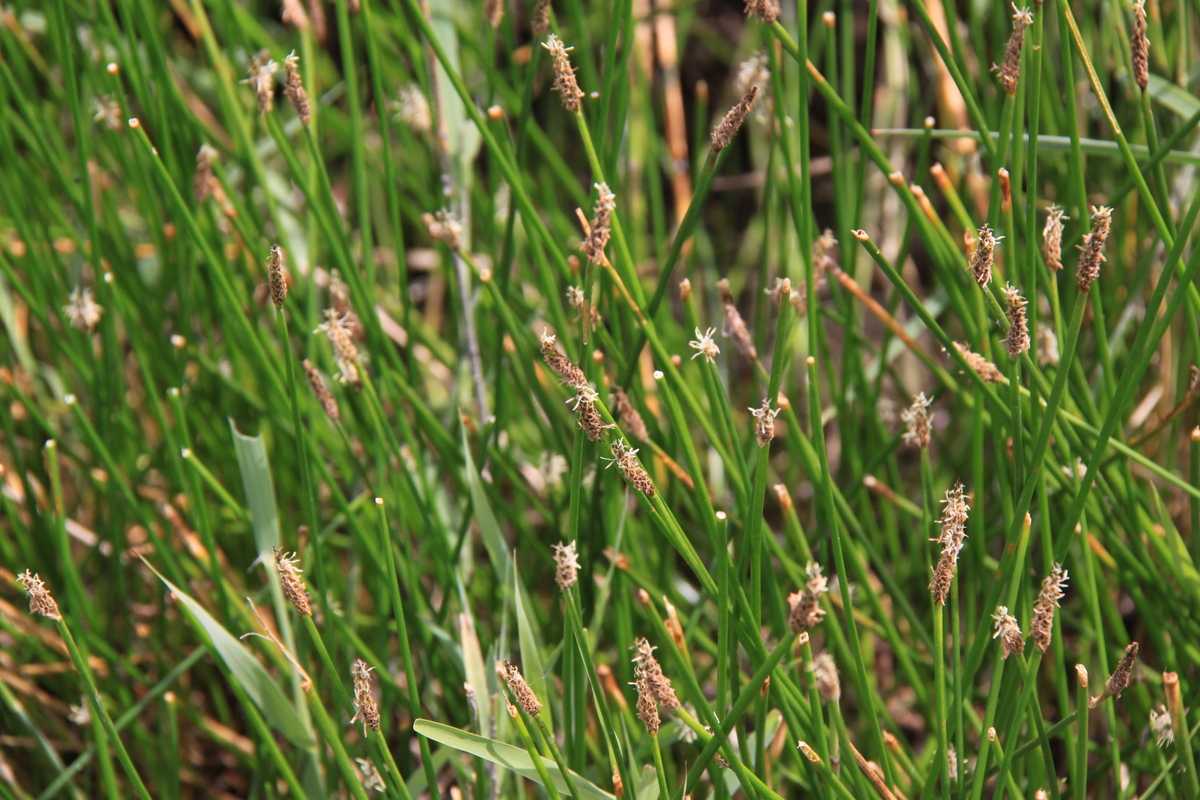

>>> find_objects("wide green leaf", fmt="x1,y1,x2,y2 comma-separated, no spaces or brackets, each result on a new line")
461,427,510,576
229,420,281,556
414,719,614,800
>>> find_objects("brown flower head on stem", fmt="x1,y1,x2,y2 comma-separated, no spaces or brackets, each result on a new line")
1091,642,1139,707
1003,284,1030,358
540,329,587,390
302,359,341,422
242,50,278,113
281,0,309,30
689,327,720,363
711,85,759,151
485,0,504,28
552,541,580,591
17,571,61,621
273,547,312,616
1150,705,1174,747
787,562,829,634
63,286,103,332
542,35,584,113
992,606,1025,659
195,143,219,203
580,182,616,265
744,0,780,23
315,309,364,386
994,4,1034,95
283,51,311,125
605,439,655,497
929,482,969,606
809,652,841,702
1042,205,1068,272
901,392,933,449
531,0,552,37
350,659,380,734
611,386,649,442
572,386,613,441
1030,563,1068,653
749,397,779,448
970,224,1002,287
267,245,287,309
717,279,757,360
501,661,542,716
1132,0,1150,91
394,84,432,133
423,209,463,252
1077,205,1112,293
951,342,1005,383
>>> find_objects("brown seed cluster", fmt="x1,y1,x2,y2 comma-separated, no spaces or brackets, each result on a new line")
611,386,649,442
17,571,62,621
992,606,1025,659
542,35,584,113
810,652,841,702
485,0,503,28
273,547,312,616
1091,642,1139,707
995,5,1034,95
242,50,278,114
302,359,341,422
1003,284,1030,358
1149,705,1174,747
423,209,464,252
267,245,287,309
531,0,552,37
195,143,219,204
717,279,757,360
929,482,969,606
744,0,780,23
552,540,580,591
952,342,1005,383
631,637,679,734
1077,205,1112,293
572,387,614,441
281,0,309,30
1030,563,1068,653
1132,0,1150,91
63,286,104,333
901,392,933,449
315,309,364,386
711,85,759,152
606,439,655,497
787,562,830,635
971,224,1001,287
750,397,779,448
501,661,542,716
283,51,311,126
540,329,587,389
1042,205,1068,272
350,659,380,734
580,182,616,265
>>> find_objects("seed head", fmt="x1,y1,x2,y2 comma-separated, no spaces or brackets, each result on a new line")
92,94,121,131
1132,0,1150,91
501,661,542,716
1003,284,1030,358
809,652,841,702
1030,563,1068,653
992,606,1025,659
929,482,969,606
423,209,463,252
552,541,580,591
1077,205,1112,293
711,85,759,151
485,0,504,28
744,0,780,23
195,143,219,203
688,327,720,363
951,342,1005,383
631,637,678,734
242,50,278,114
273,547,312,616
787,562,829,634
266,245,287,308
995,5,1034,95
542,35,584,113
531,0,552,37
1149,705,1174,747
970,224,1001,287
350,659,380,734
17,571,61,621
1090,642,1139,707
611,386,649,442
812,228,838,282
749,397,779,447
580,182,616,265
281,0,310,30
605,439,655,497
573,386,614,441
63,286,103,332
901,392,933,449
394,84,432,133
736,52,772,121
717,279,757,360
540,329,587,389
302,360,341,422
315,309,364,386
283,51,311,125
566,285,601,329
1042,205,1068,272
1037,327,1060,366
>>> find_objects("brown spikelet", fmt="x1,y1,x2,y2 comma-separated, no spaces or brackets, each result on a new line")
971,224,1001,287
929,482,969,606
195,144,218,203
580,182,616,265
1030,563,1068,653
1003,284,1030,358
281,0,310,30
17,571,62,621
611,386,649,441
573,388,613,441
744,0,780,23
283,51,311,125
307,0,327,42
266,245,287,308
303,359,341,422
1090,642,1139,707
994,5,1034,95
1042,205,1068,272
350,660,380,734
552,541,580,591
1132,0,1150,91
992,606,1025,659
273,547,312,616
632,638,679,709
952,342,1005,383
423,209,463,252
242,50,278,114
542,35,584,113
750,397,779,447
531,0,552,37
606,439,655,497
540,329,587,389
717,279,757,360
501,661,542,716
810,652,841,702
787,562,829,634
688,327,720,363
711,85,759,151
485,0,504,28
63,286,103,332
901,392,933,449
315,309,364,386
1077,205,1112,293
